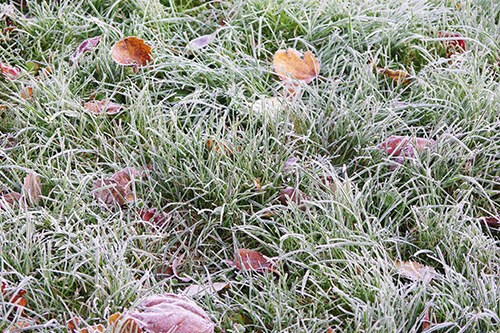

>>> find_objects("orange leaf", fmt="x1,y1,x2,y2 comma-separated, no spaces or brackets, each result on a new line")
235,249,276,273
84,100,123,115
20,86,33,100
273,49,320,84
22,172,41,206
111,37,153,70
376,67,412,84
80,324,105,333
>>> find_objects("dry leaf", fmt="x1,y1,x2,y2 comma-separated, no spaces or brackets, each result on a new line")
80,324,106,333
188,32,217,50
253,178,262,191
278,186,307,209
182,282,229,297
283,157,299,173
20,86,33,99
480,216,499,228
376,67,412,84
111,36,153,71
0,191,21,210
139,208,171,228
0,133,16,149
205,138,240,156
22,172,41,206
70,36,101,63
84,100,123,115
395,260,436,283
235,248,276,273
112,294,215,333
437,31,466,57
0,62,21,80
378,135,435,158
421,307,431,331
251,97,284,118
273,49,320,84
92,167,144,207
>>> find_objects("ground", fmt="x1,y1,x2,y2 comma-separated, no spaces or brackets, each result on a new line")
0,0,499,332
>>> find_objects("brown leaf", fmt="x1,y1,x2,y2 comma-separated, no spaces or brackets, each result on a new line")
395,260,436,283
139,208,171,228
70,36,101,63
84,100,123,115
182,282,229,297
421,307,431,331
273,49,320,84
92,179,129,207
480,216,499,228
235,249,276,273
277,186,307,209
22,172,41,206
205,138,240,156
378,135,435,160
114,294,215,333
20,86,33,100
111,36,153,70
376,67,412,84
0,191,21,210
0,133,17,149
0,62,21,80
80,324,105,333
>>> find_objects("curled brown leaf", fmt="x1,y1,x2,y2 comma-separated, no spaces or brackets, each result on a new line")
22,172,41,206
111,36,153,71
273,48,320,84
235,248,276,273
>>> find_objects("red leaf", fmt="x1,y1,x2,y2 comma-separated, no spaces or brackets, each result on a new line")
70,36,101,63
0,62,21,80
277,186,308,209
84,100,123,115
480,216,499,228
139,208,171,228
437,31,466,57
378,135,435,159
235,249,276,273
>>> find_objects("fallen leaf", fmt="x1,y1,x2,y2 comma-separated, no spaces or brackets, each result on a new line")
111,36,153,71
251,97,284,117
376,67,412,84
235,248,276,273
253,178,262,191
378,136,435,163
188,32,217,50
479,216,499,228
20,86,33,99
92,178,129,207
22,172,41,206
112,294,215,333
0,133,17,148
80,324,106,333
421,307,431,331
283,157,299,173
182,282,229,297
108,312,142,333
437,31,466,57
70,36,101,63
84,100,123,115
273,48,320,84
0,62,21,80
0,191,21,210
395,260,436,283
139,208,171,228
67,317,81,332
205,138,240,156
277,186,307,209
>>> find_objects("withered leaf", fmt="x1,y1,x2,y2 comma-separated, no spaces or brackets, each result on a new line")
378,135,435,158
395,260,436,283
480,216,499,228
0,62,21,80
111,36,153,70
139,208,171,229
182,282,229,297
112,294,215,333
235,248,276,273
84,100,123,115
437,31,466,57
251,97,284,118
0,191,21,210
273,49,320,84
20,86,33,99
376,67,412,84
22,172,41,206
93,167,146,207
278,186,307,209
70,36,101,63
188,32,217,50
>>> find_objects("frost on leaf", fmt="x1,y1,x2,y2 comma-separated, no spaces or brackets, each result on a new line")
234,249,276,273
278,186,308,209
251,97,284,118
84,100,123,115
378,135,435,169
0,62,21,80
92,167,144,207
376,67,412,84
182,282,229,297
110,294,215,333
395,260,436,283
437,31,466,57
273,48,320,84
22,172,41,206
188,32,217,50
70,36,101,63
111,36,153,71
0,191,21,210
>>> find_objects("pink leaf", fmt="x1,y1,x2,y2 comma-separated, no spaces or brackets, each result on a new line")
84,100,123,115
0,62,21,80
188,32,217,50
235,249,276,273
70,36,101,63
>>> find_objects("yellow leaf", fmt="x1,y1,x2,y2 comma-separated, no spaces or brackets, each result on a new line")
273,49,320,84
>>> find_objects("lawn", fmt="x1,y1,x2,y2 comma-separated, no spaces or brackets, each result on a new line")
0,0,499,332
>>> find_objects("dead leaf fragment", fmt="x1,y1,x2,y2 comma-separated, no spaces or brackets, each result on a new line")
251,97,284,118
480,216,499,228
395,260,436,283
376,67,412,84
0,62,21,80
113,294,215,333
235,249,276,273
188,32,217,50
182,282,229,297
84,100,123,115
139,208,171,228
437,31,466,57
273,49,320,84
70,36,101,63
111,36,153,70
20,86,33,99
93,167,144,207
22,172,41,206
278,186,307,209
378,135,435,159
0,191,21,210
